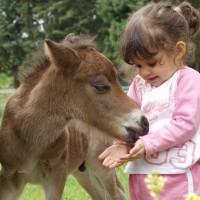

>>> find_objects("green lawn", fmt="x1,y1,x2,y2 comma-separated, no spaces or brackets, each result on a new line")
19,168,129,200
0,93,10,121
0,92,130,200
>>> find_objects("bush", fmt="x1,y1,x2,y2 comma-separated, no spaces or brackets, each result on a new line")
0,73,14,89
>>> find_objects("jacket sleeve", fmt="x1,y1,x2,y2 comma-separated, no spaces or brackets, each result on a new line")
127,76,142,107
141,69,200,156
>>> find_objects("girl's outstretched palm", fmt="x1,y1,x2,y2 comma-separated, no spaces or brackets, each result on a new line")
98,144,130,169
98,139,145,169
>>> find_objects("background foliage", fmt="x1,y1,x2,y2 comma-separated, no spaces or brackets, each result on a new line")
0,0,200,88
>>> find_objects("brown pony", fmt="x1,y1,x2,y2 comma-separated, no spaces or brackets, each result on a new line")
0,34,149,200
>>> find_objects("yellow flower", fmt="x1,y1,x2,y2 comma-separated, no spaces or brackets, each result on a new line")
186,193,200,200
145,171,166,199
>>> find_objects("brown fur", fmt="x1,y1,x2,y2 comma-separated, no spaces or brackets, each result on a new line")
0,33,148,200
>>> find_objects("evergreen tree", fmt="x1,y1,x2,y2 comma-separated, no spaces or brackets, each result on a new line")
0,0,199,89
0,0,44,87
33,0,99,41
95,0,152,65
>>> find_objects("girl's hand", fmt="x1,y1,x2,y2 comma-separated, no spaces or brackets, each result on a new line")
98,144,131,169
119,139,145,161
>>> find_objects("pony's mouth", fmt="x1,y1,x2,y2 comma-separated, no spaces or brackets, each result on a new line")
124,123,149,143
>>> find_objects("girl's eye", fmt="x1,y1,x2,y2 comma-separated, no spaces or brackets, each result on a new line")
148,62,156,67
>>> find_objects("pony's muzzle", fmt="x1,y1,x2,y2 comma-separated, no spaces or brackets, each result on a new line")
140,116,149,135
125,116,149,143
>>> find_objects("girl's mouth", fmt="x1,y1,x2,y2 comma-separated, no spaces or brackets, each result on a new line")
148,76,158,83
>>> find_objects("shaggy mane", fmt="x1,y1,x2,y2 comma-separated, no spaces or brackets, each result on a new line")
62,33,97,49
18,34,97,84
18,53,50,84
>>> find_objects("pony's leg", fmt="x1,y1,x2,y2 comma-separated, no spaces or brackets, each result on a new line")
0,169,26,200
73,165,126,200
72,169,106,200
85,146,126,200
40,160,68,200
89,163,126,200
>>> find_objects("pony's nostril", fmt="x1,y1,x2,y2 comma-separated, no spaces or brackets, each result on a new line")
141,116,149,134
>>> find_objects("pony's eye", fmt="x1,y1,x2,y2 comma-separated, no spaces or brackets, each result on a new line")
94,84,110,93
88,74,110,93
135,64,141,69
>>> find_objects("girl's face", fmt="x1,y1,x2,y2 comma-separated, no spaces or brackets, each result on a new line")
133,51,180,87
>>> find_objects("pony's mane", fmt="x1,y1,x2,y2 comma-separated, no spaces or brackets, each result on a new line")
18,53,50,84
62,33,97,49
18,34,97,84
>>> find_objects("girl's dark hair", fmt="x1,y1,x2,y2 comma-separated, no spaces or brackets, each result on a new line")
120,2,200,64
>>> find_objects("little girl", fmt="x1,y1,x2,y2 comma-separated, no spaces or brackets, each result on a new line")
99,2,200,200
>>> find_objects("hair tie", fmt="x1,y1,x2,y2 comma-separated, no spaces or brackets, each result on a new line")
174,7,182,14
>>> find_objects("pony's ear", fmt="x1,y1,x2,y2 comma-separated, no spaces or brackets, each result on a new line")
44,39,80,70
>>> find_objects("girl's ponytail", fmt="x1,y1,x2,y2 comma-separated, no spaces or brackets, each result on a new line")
179,2,200,37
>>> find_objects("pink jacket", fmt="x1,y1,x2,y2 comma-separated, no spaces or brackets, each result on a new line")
125,66,200,174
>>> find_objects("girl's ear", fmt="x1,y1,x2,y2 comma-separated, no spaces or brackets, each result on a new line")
175,41,186,59
174,41,186,66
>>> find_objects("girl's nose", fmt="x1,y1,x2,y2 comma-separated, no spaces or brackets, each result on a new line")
140,67,151,76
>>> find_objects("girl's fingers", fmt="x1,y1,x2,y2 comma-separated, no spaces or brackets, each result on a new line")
109,162,124,169
130,148,144,159
98,149,110,160
102,157,117,167
129,139,144,154
120,149,144,161
101,156,125,168
119,153,132,160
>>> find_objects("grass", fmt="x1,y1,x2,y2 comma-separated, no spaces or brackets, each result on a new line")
17,168,129,200
0,73,14,89
18,175,90,200
0,93,10,121
0,92,130,200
